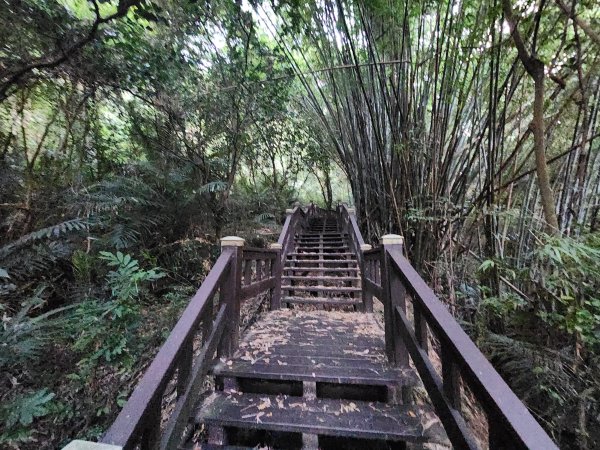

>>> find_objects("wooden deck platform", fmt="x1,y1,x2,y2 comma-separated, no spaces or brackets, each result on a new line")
196,310,447,449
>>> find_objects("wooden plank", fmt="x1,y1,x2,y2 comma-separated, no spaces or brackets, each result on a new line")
288,252,356,257
286,259,359,264
238,344,380,359
220,354,390,367
282,296,361,306
363,278,383,297
240,330,384,347
241,248,278,261
212,358,417,386
239,277,275,300
301,232,348,237
281,285,361,292
196,392,444,443
282,275,359,282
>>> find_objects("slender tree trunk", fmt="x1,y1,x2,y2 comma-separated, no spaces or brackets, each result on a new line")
532,69,559,233
502,0,559,233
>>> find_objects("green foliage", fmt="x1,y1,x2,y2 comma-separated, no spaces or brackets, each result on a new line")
2,389,55,428
0,389,56,444
533,234,600,349
0,289,72,371
99,250,165,301
74,252,165,369
0,218,88,259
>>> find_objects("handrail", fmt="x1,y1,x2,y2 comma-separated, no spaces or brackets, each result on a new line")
389,251,557,449
361,234,558,449
337,203,371,311
102,251,233,449
98,236,285,449
277,206,308,263
336,202,556,448
240,247,280,305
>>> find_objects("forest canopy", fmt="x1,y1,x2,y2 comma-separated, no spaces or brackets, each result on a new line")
0,0,599,448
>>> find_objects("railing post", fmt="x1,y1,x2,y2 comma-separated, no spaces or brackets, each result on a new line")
218,236,244,357
270,243,283,310
360,244,373,312
381,234,409,367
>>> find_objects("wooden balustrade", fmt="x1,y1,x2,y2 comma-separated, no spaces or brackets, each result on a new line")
240,247,281,309
277,206,308,263
71,204,558,450
337,204,558,449
100,236,283,450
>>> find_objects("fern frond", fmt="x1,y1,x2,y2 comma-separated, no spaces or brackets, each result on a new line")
198,181,228,193
0,218,87,259
106,224,141,250
254,212,276,224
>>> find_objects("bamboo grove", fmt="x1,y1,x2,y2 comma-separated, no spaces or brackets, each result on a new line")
265,1,600,444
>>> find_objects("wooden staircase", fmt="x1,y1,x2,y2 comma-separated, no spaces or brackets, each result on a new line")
95,204,558,450
200,309,446,449
194,215,447,448
282,216,361,309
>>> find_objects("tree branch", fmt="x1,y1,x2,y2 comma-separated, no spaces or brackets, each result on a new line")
0,0,141,102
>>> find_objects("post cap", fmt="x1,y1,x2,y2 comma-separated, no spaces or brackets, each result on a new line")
285,208,294,215
360,244,372,251
62,441,123,450
220,236,245,247
381,234,404,246
270,243,283,249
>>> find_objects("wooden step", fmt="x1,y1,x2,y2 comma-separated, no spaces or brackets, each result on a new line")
287,251,356,258
297,236,346,239
282,285,361,293
282,296,362,306
212,356,417,386
191,445,254,450
295,243,348,248
301,232,347,237
196,392,444,443
293,247,351,250
294,249,351,254
283,276,360,282
287,252,356,257
284,267,359,273
286,259,359,264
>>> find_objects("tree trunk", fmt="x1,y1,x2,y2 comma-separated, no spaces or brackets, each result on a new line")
532,68,560,233
502,0,559,234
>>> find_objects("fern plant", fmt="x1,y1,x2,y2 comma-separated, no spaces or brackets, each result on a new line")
0,287,74,371
74,252,165,370
532,234,600,352
0,389,56,445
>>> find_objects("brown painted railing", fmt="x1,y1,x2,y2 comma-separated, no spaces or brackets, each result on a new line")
276,204,314,263
100,236,283,450
338,203,557,449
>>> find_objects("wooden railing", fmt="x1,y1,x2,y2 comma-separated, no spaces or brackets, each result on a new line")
276,205,310,263
100,236,283,450
338,204,557,449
